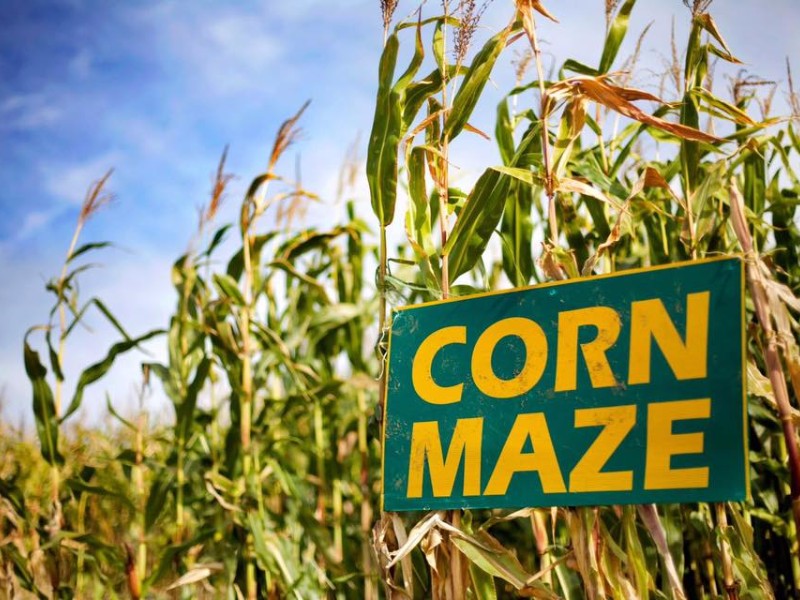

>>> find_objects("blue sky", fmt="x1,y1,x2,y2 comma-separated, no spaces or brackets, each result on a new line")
1,0,798,427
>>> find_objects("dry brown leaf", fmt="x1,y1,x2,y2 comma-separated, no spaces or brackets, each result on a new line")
581,167,671,276
557,177,624,211
516,0,558,23
463,122,491,140
696,13,741,63
390,512,416,598
549,76,720,143
539,242,568,281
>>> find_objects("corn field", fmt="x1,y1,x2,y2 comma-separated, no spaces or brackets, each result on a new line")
3,0,800,598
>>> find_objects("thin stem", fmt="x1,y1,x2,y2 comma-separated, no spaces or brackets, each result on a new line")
241,221,257,600
314,399,327,525
55,221,83,417
716,503,738,599
438,8,463,598
75,493,87,595
378,225,388,418
438,80,451,298
358,390,377,599
730,182,800,564
531,509,552,585
521,7,557,243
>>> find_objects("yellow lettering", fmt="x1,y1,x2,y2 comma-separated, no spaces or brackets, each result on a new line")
472,318,548,399
555,306,621,392
412,326,466,404
407,418,483,498
484,413,566,495
569,406,636,492
645,398,710,490
628,292,710,385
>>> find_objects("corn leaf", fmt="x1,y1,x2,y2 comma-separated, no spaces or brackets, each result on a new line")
367,20,424,228
598,0,636,73
23,340,63,465
67,241,113,263
62,328,164,422
177,357,210,444
213,273,247,307
145,471,173,533
444,167,514,283
444,22,516,141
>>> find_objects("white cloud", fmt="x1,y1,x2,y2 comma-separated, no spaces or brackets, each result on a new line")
14,208,63,242
69,48,93,79
0,93,63,130
151,6,284,97
267,0,367,21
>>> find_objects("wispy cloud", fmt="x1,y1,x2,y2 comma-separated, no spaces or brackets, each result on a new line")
68,48,92,79
0,93,63,130
138,4,284,98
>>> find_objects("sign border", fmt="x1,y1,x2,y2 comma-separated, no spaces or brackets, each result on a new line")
380,256,748,511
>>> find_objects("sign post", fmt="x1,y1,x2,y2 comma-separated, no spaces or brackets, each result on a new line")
382,258,746,511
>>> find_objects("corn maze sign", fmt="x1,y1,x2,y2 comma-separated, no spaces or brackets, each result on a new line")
381,258,746,511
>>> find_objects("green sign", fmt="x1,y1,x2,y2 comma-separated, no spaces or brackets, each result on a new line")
382,258,746,511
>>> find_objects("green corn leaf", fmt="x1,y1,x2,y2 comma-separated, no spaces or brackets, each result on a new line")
691,87,755,126
680,90,701,192
23,339,63,465
67,241,113,263
395,16,425,91
444,22,516,141
66,477,135,511
201,223,233,258
171,253,195,291
501,181,535,287
213,273,246,306
598,0,636,73
433,17,446,72
310,303,361,343
45,329,64,382
366,33,400,227
61,328,164,423
48,263,94,306
248,513,304,599
367,19,424,228
404,67,465,129
469,559,498,600
279,227,352,262
562,58,599,76
407,146,429,232
106,393,136,431
395,14,459,31
145,528,216,586
622,505,651,598
270,258,330,300
495,98,514,166
244,172,274,203
451,529,558,598
491,165,543,186
444,167,515,283
0,475,27,518
177,357,210,444
63,297,136,342
227,232,278,281
145,471,174,533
